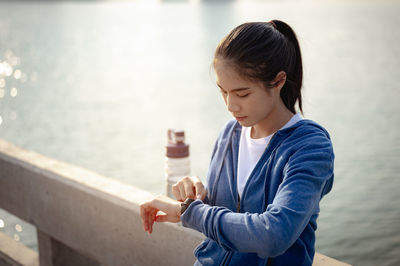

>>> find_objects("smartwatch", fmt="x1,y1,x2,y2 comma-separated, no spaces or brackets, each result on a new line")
180,198,195,214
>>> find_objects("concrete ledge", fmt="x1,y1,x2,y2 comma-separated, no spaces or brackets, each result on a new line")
314,253,351,266
0,139,203,265
0,139,351,266
0,231,39,266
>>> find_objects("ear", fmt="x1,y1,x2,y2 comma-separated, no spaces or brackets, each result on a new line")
272,71,287,92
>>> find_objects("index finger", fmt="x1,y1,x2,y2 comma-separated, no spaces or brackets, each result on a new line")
191,176,206,200
139,202,150,232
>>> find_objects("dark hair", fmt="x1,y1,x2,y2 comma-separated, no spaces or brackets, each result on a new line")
214,20,303,114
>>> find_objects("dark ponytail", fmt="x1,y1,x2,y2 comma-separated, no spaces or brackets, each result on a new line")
271,20,303,114
214,20,303,114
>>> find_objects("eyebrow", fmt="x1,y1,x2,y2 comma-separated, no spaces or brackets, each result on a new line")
216,83,250,92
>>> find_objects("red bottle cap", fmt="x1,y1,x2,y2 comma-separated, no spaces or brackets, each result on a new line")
166,129,189,158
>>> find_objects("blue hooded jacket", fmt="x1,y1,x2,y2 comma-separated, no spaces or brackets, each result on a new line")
181,119,334,266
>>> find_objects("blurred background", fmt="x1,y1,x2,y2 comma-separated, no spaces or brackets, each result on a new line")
0,0,399,265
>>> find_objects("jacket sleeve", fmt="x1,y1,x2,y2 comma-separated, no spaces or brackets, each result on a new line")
180,135,334,258
202,125,228,205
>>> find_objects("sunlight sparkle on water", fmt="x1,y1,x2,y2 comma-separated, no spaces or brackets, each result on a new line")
0,89,4,98
13,234,20,241
0,78,5,88
14,69,22,80
10,87,18,97
4,50,20,66
0,219,4,228
1,62,13,77
15,224,23,232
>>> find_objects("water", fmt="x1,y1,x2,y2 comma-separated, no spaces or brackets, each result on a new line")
1,1,399,265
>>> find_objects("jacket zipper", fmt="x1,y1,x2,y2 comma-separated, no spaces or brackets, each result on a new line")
234,133,278,266
237,193,241,213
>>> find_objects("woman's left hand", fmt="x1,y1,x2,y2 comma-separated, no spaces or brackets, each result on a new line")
139,195,181,234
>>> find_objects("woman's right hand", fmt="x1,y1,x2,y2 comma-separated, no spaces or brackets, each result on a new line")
172,176,207,202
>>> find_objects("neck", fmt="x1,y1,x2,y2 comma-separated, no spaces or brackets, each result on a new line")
251,103,294,139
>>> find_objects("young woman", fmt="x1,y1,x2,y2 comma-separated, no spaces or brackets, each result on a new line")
140,20,334,266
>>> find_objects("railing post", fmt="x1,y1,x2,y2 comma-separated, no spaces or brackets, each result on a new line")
37,230,100,266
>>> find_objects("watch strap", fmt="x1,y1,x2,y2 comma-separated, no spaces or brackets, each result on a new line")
180,198,195,214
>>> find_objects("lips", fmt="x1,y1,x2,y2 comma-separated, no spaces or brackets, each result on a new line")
234,116,247,121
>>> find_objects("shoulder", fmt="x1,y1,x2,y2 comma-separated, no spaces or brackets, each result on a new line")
284,119,331,142
279,119,334,157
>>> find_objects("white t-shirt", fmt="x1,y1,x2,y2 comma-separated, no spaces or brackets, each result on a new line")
237,113,303,198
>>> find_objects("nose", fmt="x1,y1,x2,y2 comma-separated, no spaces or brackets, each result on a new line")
226,94,240,113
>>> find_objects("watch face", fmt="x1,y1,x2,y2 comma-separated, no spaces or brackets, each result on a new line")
180,202,186,215
181,198,195,214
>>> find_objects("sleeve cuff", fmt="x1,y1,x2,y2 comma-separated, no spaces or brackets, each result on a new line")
180,199,203,230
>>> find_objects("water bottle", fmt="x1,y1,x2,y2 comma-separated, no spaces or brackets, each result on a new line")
165,129,190,198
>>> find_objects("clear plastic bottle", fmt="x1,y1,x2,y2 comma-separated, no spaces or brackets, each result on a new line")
165,129,190,198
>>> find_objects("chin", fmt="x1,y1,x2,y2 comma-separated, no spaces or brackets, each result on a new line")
238,120,254,127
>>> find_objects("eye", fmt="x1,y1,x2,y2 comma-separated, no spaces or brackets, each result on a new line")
220,89,228,95
237,93,249,98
